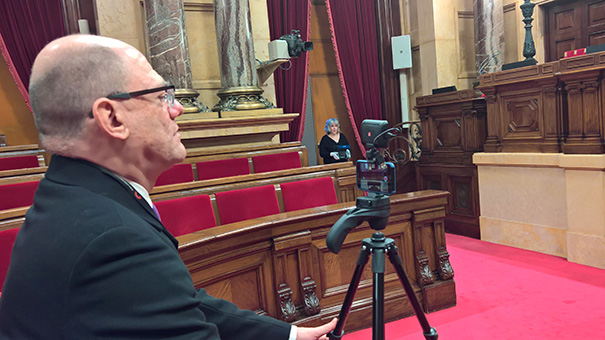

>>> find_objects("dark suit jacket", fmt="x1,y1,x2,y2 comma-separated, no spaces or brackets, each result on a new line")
0,155,291,339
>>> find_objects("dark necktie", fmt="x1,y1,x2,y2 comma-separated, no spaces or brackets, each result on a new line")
151,203,161,221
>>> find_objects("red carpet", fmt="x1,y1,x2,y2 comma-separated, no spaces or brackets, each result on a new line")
342,233,605,339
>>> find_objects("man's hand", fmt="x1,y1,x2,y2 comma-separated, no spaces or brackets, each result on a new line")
330,152,339,160
296,318,338,340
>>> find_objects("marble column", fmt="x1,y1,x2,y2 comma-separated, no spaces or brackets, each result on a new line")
213,0,273,111
144,0,209,113
474,0,505,75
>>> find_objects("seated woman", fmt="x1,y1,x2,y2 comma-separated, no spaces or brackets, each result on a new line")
319,118,351,164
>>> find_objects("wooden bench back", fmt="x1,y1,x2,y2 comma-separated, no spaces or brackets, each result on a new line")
184,142,308,171
0,142,307,186
0,144,47,167
0,162,358,232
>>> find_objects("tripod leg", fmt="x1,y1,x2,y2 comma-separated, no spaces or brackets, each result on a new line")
386,244,438,340
328,246,371,340
372,248,385,340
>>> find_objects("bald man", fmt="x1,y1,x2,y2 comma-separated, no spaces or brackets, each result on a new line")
0,35,336,339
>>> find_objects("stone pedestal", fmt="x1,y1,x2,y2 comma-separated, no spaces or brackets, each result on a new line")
176,113,298,150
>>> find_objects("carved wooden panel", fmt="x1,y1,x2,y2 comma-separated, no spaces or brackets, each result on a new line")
546,0,605,62
416,165,480,239
560,71,604,153
502,95,541,136
587,1,605,46
415,91,484,238
416,90,486,165
435,119,462,149
481,78,562,153
190,246,276,316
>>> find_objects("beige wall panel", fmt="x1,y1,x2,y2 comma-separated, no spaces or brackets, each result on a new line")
410,46,422,120
457,10,475,90
96,0,146,54
503,3,519,64
250,0,276,105
184,1,221,108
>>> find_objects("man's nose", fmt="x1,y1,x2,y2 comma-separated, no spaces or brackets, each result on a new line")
170,100,184,119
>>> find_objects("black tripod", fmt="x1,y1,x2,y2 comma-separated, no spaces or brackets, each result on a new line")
326,194,438,340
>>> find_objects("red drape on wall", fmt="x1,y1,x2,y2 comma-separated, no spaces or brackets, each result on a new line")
0,0,66,109
325,0,383,155
267,0,312,142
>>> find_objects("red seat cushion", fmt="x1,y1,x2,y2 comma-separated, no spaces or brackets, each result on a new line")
154,195,216,237
251,152,302,173
280,177,339,212
215,185,280,224
0,228,19,291
0,155,40,171
0,181,39,210
196,158,251,180
155,163,194,187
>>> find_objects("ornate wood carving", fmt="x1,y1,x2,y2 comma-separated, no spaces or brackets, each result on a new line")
416,250,435,286
301,277,320,316
277,283,297,322
437,247,454,281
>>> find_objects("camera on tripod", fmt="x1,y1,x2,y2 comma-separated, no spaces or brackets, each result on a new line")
326,119,438,340
357,119,397,195
326,120,396,254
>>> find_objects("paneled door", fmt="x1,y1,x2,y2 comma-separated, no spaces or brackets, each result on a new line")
546,0,605,61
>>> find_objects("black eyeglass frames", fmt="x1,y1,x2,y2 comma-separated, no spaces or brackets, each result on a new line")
88,84,176,118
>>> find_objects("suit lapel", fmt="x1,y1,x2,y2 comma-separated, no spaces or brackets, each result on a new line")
44,155,179,247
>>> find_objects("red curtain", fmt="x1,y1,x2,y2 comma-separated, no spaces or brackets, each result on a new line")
0,0,66,109
267,0,312,142
325,0,383,155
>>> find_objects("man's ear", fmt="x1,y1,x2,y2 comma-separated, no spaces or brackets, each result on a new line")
91,98,129,140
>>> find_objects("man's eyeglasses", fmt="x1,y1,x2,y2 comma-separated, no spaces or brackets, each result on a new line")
88,84,176,118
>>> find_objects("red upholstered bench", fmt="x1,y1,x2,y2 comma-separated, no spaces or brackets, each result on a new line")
0,181,39,210
0,155,40,171
155,163,194,186
251,152,301,173
196,158,251,180
0,227,19,295
154,195,216,237
280,177,339,212
215,185,280,224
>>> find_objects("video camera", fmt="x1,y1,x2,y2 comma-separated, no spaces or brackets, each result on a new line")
279,30,313,58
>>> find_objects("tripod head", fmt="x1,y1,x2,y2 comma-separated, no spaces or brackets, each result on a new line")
326,193,390,254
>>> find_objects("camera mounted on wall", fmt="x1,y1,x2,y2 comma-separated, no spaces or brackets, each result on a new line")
268,29,313,60
279,29,313,58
